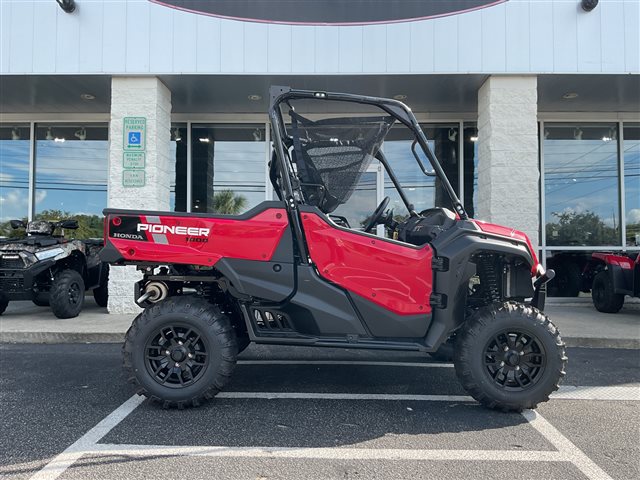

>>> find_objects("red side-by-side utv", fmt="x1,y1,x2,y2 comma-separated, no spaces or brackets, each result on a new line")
100,87,566,411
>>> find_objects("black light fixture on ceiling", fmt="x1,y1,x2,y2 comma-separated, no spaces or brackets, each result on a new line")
56,0,76,13
581,0,598,12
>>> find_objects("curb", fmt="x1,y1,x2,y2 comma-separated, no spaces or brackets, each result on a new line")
563,336,640,350
0,332,125,344
1,332,638,349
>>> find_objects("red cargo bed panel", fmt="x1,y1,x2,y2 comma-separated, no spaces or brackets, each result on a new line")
105,208,289,266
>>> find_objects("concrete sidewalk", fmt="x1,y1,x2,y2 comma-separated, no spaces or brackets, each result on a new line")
0,297,638,348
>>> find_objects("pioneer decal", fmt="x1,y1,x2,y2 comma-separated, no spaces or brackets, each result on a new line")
151,0,507,26
137,224,210,237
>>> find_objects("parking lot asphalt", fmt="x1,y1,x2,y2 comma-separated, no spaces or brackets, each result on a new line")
0,343,638,480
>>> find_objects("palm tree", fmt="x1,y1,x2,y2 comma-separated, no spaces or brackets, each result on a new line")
212,190,247,215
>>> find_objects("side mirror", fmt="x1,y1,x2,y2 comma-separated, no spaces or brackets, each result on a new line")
411,140,436,177
10,220,26,229
59,220,79,230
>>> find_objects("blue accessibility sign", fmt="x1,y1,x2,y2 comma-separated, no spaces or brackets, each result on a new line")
128,131,141,145
123,117,146,150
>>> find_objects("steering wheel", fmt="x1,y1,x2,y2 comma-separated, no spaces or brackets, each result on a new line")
363,196,390,233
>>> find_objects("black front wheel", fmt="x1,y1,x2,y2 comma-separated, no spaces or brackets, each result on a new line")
50,269,85,319
455,302,567,412
123,297,238,408
32,293,50,307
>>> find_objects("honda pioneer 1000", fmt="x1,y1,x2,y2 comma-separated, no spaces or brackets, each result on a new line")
0,219,109,318
101,87,565,411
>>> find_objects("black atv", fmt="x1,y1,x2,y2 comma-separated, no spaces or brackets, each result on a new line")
0,219,109,318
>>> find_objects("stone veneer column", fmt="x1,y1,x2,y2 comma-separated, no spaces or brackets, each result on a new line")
476,75,540,248
107,77,172,313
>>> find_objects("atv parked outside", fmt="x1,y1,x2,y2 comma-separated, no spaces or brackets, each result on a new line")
583,252,640,313
101,87,566,412
0,219,109,318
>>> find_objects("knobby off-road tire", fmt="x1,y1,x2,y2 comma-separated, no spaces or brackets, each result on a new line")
0,293,8,315
454,302,567,412
123,297,238,408
592,271,625,314
50,269,85,319
93,285,108,308
32,293,50,307
93,264,109,307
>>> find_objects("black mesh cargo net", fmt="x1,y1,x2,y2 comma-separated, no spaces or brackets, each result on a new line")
289,110,395,214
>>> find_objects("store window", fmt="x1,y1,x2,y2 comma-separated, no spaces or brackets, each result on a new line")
34,124,108,238
190,124,266,214
623,123,640,247
462,124,478,218
0,124,30,237
543,123,620,247
383,124,459,220
171,123,187,212
331,166,379,230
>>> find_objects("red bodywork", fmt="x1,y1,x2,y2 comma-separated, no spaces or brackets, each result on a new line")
592,252,637,270
106,209,289,267
301,213,433,315
472,220,539,272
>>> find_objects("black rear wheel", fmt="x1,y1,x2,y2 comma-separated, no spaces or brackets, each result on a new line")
50,269,85,319
455,302,567,412
123,297,238,408
592,271,624,313
0,293,8,315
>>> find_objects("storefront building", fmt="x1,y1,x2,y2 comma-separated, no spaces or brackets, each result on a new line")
0,0,638,312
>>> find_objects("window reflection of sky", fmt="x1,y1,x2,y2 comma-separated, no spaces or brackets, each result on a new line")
211,142,265,210
544,138,619,227
383,140,436,214
34,140,108,217
0,140,30,221
623,125,640,246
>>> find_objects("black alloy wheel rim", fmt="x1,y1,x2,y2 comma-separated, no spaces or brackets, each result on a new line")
483,329,546,391
68,282,81,305
144,324,209,388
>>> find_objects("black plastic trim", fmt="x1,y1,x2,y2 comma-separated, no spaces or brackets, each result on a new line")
348,291,431,338
98,241,125,264
215,258,294,303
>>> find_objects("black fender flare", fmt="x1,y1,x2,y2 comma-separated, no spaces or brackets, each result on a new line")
424,223,535,349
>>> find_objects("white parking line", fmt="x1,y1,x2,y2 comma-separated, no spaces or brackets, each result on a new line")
523,410,614,480
87,443,566,463
238,360,454,368
28,359,637,480
29,395,145,480
555,385,640,401
218,392,473,401
217,386,639,402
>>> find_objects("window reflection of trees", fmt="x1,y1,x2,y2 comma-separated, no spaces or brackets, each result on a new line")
0,124,30,236
544,124,620,247
624,124,640,247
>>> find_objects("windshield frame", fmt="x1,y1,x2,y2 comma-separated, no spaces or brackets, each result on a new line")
268,86,468,222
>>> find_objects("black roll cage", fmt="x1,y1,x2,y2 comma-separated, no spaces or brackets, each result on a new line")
268,86,468,262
